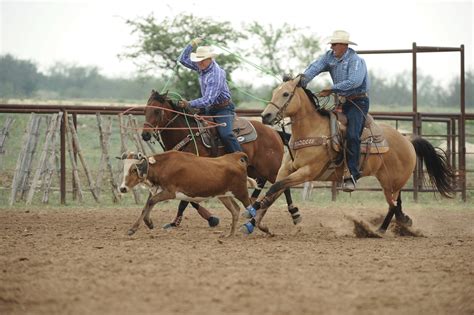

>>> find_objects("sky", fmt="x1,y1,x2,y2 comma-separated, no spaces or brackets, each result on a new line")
1,0,472,86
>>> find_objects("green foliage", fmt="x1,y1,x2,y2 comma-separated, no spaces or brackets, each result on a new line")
243,22,321,77
0,54,42,97
122,13,245,100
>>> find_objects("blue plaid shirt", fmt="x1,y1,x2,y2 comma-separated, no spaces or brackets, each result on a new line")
302,48,369,96
179,45,232,108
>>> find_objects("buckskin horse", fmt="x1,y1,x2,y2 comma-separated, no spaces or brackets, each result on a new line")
241,75,455,235
141,90,298,230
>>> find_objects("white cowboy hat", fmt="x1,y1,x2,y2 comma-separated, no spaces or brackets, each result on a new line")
325,30,357,45
190,46,218,62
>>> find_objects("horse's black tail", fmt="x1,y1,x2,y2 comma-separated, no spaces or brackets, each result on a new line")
411,137,456,198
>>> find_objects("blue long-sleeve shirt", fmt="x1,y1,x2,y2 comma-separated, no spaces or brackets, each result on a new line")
302,48,369,96
179,45,231,108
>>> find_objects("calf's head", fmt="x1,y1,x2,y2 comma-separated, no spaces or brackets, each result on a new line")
118,152,149,193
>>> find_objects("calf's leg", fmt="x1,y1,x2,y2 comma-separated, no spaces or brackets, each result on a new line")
218,197,240,237
129,190,175,236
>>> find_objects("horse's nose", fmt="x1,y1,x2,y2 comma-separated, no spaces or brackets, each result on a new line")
142,132,151,141
119,186,128,193
261,113,272,125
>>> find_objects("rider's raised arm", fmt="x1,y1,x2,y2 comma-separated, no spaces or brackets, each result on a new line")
179,44,199,71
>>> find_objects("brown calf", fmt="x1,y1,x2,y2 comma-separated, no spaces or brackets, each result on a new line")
119,151,257,236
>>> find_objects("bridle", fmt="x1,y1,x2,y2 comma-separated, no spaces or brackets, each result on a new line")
266,83,298,125
143,103,181,149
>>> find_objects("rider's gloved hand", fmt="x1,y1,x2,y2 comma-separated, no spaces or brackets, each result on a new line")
317,88,332,97
191,37,203,48
177,100,189,108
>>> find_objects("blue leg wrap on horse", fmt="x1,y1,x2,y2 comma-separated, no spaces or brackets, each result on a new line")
246,206,256,218
243,221,254,234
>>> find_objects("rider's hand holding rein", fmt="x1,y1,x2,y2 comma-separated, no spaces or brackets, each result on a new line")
177,100,189,109
317,88,332,97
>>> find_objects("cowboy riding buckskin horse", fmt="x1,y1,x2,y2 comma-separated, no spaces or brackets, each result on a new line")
240,74,456,236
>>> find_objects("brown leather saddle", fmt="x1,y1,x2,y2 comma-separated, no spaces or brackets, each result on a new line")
196,116,257,149
331,112,389,154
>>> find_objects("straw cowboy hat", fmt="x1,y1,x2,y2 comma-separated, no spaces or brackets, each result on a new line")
325,30,357,45
190,46,218,62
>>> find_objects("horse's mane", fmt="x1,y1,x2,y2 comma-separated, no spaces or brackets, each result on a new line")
301,87,330,118
150,90,176,109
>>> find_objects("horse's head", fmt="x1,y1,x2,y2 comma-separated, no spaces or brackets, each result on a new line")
142,90,175,141
261,75,304,125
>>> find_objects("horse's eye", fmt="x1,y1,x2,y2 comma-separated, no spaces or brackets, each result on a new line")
283,92,290,97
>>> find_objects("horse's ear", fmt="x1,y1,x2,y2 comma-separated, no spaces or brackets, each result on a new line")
282,74,293,82
296,74,306,87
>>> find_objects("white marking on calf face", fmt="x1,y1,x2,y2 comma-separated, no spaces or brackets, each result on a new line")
120,159,139,192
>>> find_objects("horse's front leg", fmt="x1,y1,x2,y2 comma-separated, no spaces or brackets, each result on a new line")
242,166,313,235
128,190,175,236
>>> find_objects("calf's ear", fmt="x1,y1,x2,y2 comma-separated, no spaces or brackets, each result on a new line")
116,152,128,160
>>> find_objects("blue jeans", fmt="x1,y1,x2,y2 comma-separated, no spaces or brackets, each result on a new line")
342,97,369,180
207,103,243,153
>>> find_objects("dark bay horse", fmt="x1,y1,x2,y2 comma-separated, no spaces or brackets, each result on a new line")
141,90,297,229
242,75,455,235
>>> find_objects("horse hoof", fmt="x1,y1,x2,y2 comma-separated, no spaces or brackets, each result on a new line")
404,216,413,227
377,228,386,234
127,229,136,236
208,216,220,227
162,223,177,230
240,222,254,235
397,215,413,227
145,221,154,230
292,216,302,225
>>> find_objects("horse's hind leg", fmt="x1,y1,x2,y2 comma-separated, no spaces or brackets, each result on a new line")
162,200,189,229
393,192,412,226
378,189,399,233
378,192,412,233
192,202,220,227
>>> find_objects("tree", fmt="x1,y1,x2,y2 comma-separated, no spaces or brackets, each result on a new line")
243,22,322,81
121,13,245,100
0,54,41,97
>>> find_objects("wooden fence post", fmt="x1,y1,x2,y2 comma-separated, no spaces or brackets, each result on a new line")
42,112,63,203
26,113,61,204
10,114,42,205
65,114,83,202
0,117,15,168
67,115,99,202
96,113,120,203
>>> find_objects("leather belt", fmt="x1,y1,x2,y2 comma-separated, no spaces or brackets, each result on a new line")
338,93,368,104
211,99,231,109
347,93,368,100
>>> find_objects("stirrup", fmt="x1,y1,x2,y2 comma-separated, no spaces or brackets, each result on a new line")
342,176,356,192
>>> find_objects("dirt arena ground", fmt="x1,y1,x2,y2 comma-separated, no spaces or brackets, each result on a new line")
1,200,473,315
